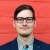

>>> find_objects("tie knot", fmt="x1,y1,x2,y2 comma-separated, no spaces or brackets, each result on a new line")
23,45,29,49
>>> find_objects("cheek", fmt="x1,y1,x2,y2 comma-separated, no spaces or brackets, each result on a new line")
28,24,35,32
15,23,21,29
29,23,34,28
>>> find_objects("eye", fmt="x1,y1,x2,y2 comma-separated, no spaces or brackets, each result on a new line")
16,17,23,23
27,17,33,20
17,17,23,20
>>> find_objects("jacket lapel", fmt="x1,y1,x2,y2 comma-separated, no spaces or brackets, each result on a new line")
11,38,18,50
33,38,41,50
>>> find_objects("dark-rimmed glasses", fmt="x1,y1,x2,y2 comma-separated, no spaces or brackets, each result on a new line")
15,17,34,23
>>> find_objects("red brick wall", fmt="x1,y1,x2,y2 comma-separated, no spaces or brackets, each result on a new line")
0,0,50,45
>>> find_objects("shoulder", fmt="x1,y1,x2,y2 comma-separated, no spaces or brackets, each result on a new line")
34,38,49,45
1,38,17,46
0,38,18,50
34,38,50,50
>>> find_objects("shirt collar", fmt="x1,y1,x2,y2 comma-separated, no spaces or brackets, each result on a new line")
17,37,34,48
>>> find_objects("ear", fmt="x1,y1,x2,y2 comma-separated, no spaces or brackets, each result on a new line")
13,20,15,27
34,20,36,27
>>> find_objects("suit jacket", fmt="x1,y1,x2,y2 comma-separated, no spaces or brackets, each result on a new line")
0,38,50,50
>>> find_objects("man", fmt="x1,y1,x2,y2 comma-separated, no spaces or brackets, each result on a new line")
0,4,50,50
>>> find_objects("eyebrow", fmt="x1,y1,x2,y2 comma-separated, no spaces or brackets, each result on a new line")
16,17,33,18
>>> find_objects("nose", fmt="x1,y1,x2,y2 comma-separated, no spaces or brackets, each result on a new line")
23,20,27,25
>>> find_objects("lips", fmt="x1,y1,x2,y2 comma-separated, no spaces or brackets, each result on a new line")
20,27,29,29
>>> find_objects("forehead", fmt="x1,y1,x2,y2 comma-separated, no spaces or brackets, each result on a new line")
17,10,33,18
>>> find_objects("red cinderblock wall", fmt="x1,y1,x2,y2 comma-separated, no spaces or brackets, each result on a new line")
0,0,50,46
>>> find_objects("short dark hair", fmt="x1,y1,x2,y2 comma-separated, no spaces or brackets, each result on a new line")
14,4,35,20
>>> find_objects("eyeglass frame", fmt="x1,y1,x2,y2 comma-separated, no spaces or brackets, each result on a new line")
14,17,34,23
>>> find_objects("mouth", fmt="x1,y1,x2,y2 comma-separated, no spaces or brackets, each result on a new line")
20,27,29,30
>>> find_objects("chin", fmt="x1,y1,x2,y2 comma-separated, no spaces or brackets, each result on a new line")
19,33,31,37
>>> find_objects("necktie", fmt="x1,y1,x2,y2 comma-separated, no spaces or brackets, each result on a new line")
23,45,29,50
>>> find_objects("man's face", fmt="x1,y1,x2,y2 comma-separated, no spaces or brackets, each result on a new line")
13,10,36,37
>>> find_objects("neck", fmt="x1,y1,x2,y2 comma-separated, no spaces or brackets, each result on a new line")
18,33,34,44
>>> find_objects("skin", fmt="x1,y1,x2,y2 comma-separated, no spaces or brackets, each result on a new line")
13,9,36,44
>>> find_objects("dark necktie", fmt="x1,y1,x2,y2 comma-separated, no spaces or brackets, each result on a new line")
23,45,29,50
